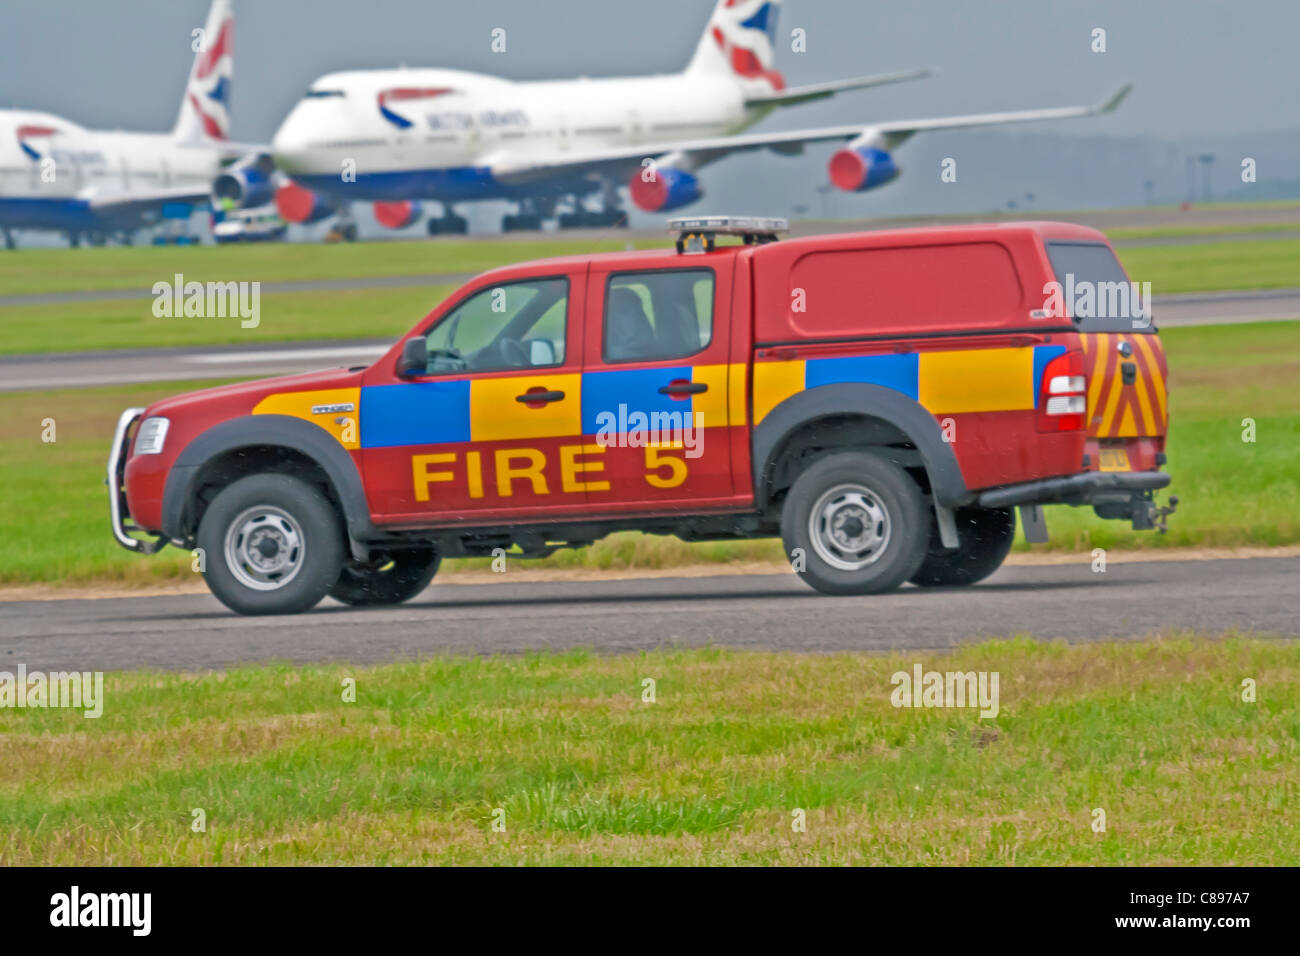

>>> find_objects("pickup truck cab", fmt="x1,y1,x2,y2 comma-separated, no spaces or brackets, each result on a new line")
109,216,1175,614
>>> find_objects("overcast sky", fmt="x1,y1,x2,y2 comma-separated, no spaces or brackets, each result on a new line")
2,0,1296,141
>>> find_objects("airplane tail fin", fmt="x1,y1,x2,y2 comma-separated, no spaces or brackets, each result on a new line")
173,0,234,142
686,0,786,92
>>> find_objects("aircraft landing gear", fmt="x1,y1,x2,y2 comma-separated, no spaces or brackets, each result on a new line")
2,229,14,250
427,205,468,236
557,192,627,229
67,231,81,249
502,200,544,233
326,206,359,242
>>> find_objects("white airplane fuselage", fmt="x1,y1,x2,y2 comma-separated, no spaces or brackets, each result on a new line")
0,110,221,232
272,68,758,202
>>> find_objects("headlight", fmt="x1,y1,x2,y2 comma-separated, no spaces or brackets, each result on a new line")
133,417,170,455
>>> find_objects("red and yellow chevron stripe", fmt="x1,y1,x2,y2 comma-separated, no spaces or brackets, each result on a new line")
1080,333,1168,438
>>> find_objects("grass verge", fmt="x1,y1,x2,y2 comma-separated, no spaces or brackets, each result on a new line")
1,635,1294,865
1117,237,1300,293
0,238,657,297
0,285,456,355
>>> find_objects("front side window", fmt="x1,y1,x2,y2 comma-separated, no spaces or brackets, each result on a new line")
423,277,568,374
603,269,714,363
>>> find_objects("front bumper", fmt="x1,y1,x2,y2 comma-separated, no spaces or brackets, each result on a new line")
976,469,1171,509
107,407,168,554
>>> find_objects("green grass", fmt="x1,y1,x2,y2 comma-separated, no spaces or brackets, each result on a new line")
1,320,1296,586
1,636,1294,865
1116,237,1300,293
0,285,456,354
0,237,656,297
1,234,1298,356
1109,221,1300,240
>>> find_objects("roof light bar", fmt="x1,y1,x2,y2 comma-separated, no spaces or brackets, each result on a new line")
669,215,788,253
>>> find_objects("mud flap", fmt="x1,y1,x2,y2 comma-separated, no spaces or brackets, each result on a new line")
1019,504,1049,544
934,502,959,549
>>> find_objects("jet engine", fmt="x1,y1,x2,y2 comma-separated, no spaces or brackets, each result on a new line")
828,129,901,192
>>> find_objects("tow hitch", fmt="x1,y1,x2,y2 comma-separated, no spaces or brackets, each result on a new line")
1137,491,1179,534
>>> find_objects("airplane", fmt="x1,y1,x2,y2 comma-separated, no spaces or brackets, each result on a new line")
266,0,1131,238
0,0,259,249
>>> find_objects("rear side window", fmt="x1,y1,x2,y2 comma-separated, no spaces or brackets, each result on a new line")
603,269,714,363
1045,241,1152,333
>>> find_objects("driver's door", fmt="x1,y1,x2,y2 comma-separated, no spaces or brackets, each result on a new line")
360,272,589,526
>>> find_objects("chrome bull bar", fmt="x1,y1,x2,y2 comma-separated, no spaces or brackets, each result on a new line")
107,407,168,554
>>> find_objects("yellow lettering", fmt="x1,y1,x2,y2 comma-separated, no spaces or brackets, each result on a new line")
412,453,456,502
560,444,611,493
495,448,549,497
466,450,484,499
644,446,687,489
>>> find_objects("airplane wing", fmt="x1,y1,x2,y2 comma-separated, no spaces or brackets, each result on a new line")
488,84,1132,184
81,184,212,216
744,68,935,108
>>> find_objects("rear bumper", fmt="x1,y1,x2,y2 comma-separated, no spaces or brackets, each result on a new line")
976,470,1171,509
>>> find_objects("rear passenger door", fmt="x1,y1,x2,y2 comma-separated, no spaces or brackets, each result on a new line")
580,261,737,515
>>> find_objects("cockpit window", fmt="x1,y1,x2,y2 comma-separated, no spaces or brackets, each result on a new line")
304,89,345,99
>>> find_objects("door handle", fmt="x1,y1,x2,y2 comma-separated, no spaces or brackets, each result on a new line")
658,381,707,396
1121,362,1137,385
516,389,565,404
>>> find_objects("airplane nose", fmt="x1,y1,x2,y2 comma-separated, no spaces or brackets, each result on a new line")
271,114,313,174
270,127,305,173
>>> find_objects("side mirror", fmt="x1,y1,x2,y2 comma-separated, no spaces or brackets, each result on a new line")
528,339,557,367
396,337,427,377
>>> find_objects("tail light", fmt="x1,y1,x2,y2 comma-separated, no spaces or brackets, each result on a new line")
1037,350,1086,431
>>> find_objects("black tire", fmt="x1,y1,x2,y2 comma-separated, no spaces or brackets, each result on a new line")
197,473,345,615
909,507,1015,588
329,548,441,606
780,451,930,596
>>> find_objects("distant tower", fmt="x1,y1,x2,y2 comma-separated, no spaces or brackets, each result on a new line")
1198,154,1216,202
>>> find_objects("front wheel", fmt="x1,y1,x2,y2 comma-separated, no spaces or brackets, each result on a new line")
197,473,345,615
909,507,1015,588
780,451,930,596
329,549,441,606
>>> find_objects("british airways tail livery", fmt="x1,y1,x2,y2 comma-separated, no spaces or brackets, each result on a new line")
270,0,1129,236
0,0,250,248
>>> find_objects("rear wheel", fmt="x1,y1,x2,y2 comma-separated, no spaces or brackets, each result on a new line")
329,548,441,606
780,451,930,596
197,473,345,615
909,506,1015,587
